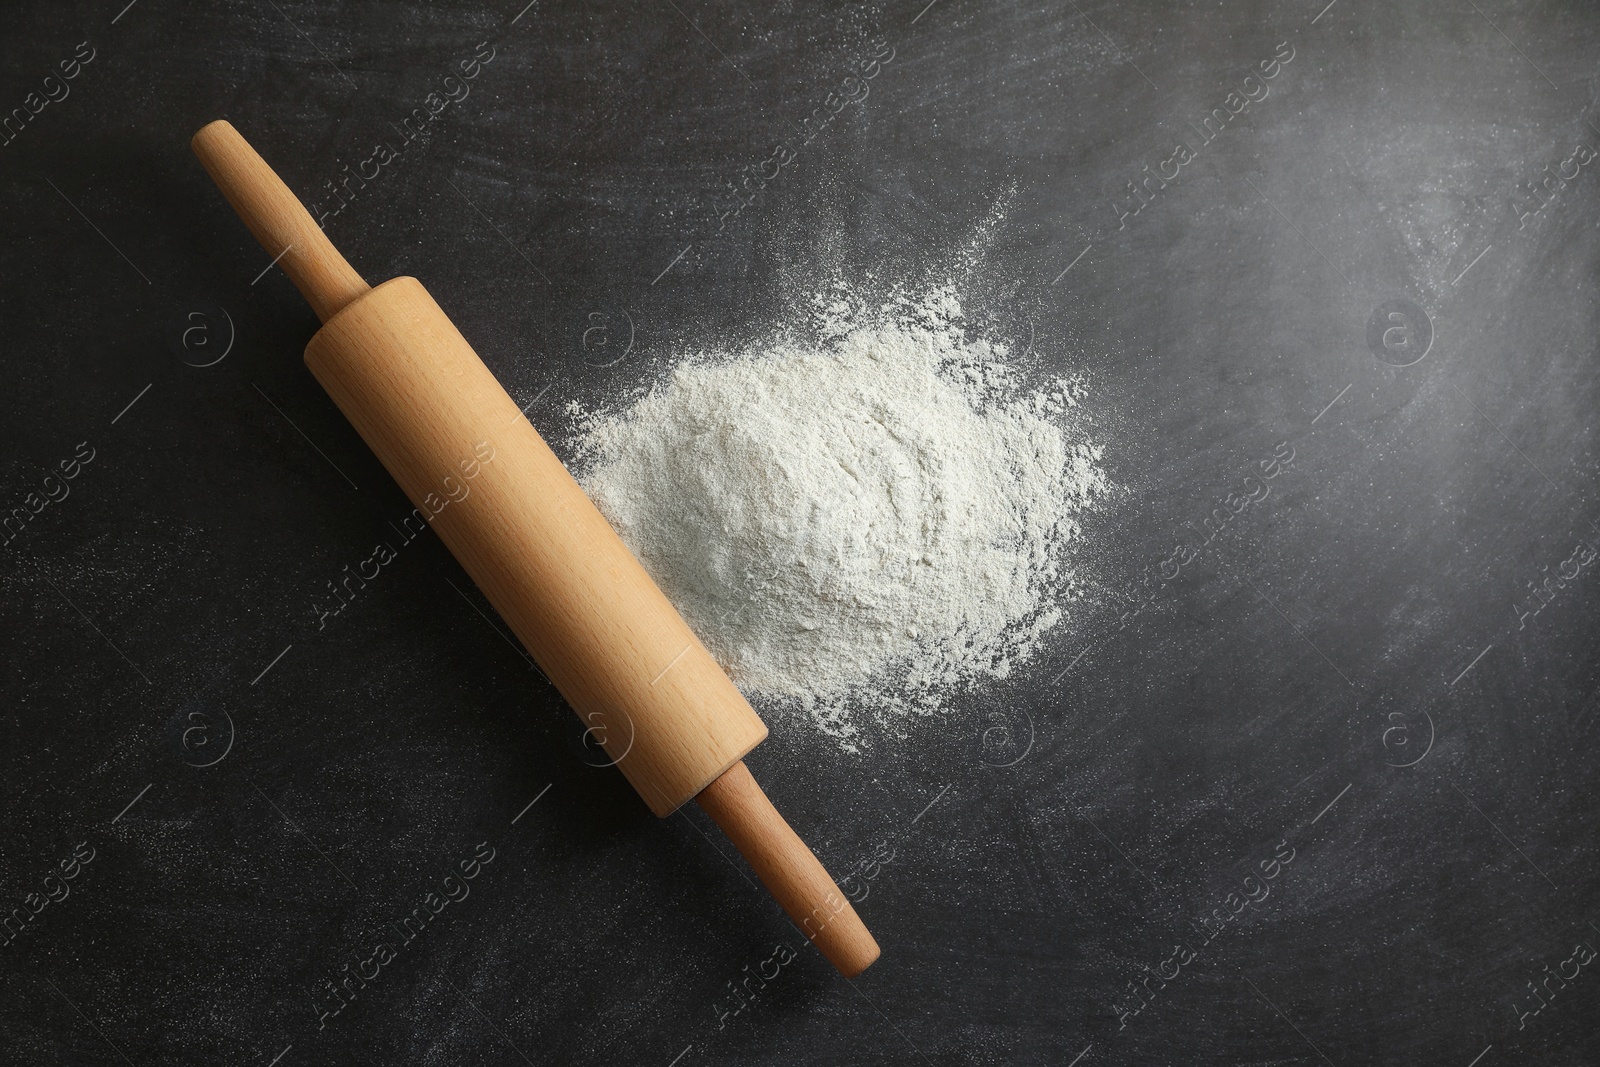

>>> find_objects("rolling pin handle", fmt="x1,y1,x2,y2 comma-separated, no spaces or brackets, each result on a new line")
696,761,881,978
190,119,371,323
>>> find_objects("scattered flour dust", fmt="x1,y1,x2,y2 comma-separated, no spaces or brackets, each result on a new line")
569,286,1106,750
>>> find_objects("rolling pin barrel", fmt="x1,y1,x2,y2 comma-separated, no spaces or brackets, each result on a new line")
191,120,880,976
305,276,769,815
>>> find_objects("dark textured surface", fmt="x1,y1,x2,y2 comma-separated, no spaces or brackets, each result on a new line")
3,1,1599,1064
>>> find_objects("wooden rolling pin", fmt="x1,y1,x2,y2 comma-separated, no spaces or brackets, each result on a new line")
192,120,879,977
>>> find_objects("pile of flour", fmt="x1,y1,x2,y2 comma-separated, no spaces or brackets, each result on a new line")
571,290,1104,747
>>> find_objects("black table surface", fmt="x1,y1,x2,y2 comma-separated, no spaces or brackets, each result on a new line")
4,1,1598,1064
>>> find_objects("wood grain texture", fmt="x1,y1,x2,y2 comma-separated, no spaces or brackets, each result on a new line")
304,277,769,816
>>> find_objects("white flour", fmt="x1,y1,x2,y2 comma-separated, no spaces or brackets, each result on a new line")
571,288,1105,748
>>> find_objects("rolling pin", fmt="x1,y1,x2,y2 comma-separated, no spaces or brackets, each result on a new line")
191,120,879,977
